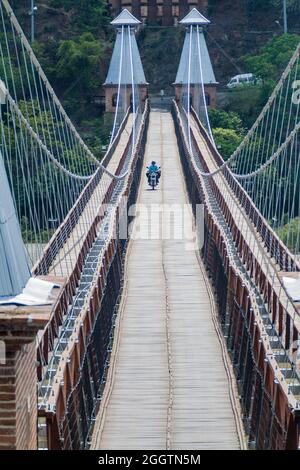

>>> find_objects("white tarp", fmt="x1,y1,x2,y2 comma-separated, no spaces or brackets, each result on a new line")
0,278,59,306
282,276,300,302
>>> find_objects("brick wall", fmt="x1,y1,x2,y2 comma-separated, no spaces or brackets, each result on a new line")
109,0,208,24
104,85,148,112
174,84,218,109
0,341,37,450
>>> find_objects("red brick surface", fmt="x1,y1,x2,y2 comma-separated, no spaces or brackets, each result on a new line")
0,341,37,450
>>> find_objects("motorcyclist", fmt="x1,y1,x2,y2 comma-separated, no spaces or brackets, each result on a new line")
146,161,161,184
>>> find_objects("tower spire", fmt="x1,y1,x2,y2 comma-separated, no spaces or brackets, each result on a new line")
174,8,218,110
103,9,148,113
110,8,141,27
179,7,210,26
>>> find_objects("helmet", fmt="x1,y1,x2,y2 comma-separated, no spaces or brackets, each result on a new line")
151,161,156,165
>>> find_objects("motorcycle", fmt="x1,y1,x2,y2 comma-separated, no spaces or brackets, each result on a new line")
148,169,160,190
149,171,158,190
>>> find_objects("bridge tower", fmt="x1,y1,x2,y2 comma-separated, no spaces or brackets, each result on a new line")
103,9,148,113
174,8,218,108
0,82,47,450
0,82,30,298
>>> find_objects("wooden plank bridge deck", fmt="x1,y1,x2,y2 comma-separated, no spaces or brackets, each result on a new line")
48,117,133,277
91,110,243,450
189,116,300,333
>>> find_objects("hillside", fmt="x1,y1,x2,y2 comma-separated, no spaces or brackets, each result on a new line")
139,0,300,92
11,1,300,86
8,0,300,145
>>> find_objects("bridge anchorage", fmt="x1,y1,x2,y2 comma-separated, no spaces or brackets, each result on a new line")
0,2,299,451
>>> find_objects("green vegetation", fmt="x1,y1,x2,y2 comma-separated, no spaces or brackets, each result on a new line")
242,34,300,82
2,98,88,230
209,35,300,252
208,109,245,159
21,216,55,244
212,128,243,160
137,28,184,94
14,0,114,146
8,2,299,150
56,32,103,92
208,109,245,134
3,1,299,252
276,217,300,252
245,0,300,15
222,34,300,131
48,0,111,33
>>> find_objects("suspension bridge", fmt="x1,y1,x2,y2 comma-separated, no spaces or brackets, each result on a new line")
0,2,299,451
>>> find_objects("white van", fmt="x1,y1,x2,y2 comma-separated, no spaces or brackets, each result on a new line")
226,73,260,89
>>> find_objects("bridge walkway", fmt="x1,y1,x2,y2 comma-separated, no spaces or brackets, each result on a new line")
47,117,133,277
91,109,242,450
190,116,300,331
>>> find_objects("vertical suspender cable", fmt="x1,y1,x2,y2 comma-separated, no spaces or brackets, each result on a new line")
128,25,136,156
187,25,193,154
196,25,215,145
109,25,124,148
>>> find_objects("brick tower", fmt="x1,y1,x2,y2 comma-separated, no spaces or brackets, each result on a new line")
174,8,218,109
104,9,148,113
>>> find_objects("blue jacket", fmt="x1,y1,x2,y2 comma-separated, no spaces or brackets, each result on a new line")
147,164,159,173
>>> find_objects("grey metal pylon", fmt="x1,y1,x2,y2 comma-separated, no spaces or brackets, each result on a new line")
104,9,147,86
175,9,217,86
174,31,217,85
0,82,30,297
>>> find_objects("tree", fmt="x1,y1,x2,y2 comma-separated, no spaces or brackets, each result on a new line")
242,34,300,82
276,217,300,252
208,109,245,160
271,0,300,13
245,0,300,15
208,109,245,134
2,99,89,233
212,128,243,160
223,34,300,130
56,33,103,91
49,0,110,32
224,84,273,129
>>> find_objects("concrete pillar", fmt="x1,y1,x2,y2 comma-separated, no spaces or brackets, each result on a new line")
0,313,46,449
104,84,148,113
0,284,61,449
174,84,217,109
0,344,36,449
